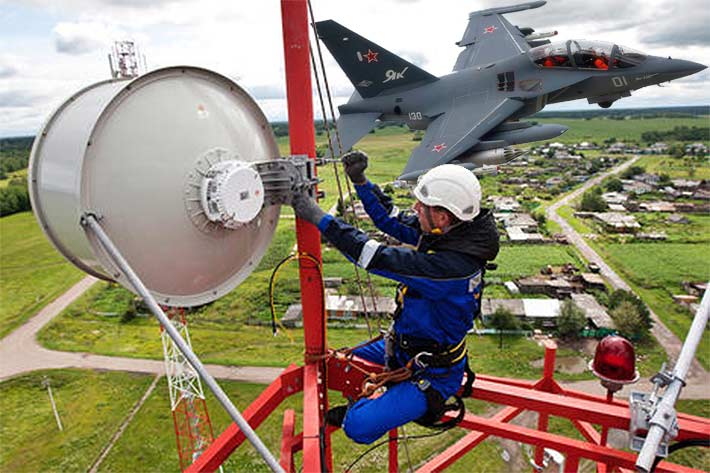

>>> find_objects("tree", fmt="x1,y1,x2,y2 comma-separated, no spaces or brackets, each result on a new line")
580,190,607,212
621,165,645,179
605,178,623,192
610,300,647,340
608,290,652,333
557,299,586,339
488,307,520,349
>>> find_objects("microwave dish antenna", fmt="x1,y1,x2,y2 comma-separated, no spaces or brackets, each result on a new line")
28,66,281,307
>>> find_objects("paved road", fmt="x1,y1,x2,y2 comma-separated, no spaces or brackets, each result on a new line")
0,276,284,384
546,156,709,384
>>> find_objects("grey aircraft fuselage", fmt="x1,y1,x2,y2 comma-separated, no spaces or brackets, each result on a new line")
316,3,706,180
340,52,703,140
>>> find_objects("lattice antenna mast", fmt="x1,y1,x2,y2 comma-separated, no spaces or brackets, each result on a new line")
108,40,146,79
161,308,219,471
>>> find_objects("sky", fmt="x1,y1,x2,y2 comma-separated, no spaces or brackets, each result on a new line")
0,0,708,138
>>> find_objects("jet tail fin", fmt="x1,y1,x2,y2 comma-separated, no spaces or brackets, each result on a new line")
326,112,381,158
316,20,438,98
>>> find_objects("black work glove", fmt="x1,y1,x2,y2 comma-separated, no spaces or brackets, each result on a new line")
342,150,368,185
291,192,325,226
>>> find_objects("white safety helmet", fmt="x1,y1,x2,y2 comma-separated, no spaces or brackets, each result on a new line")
412,164,482,221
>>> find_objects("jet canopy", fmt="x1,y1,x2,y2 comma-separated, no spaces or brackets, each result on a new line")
529,40,647,70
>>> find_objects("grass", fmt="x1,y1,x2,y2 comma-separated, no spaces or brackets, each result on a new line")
101,378,503,473
641,155,710,180
534,116,708,144
557,205,595,234
0,211,85,339
596,242,710,369
0,168,27,188
2,369,704,473
492,244,582,280
0,369,154,473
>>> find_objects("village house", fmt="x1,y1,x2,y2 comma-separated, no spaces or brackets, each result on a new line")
685,143,708,155
622,179,654,195
642,142,669,154
488,195,521,213
637,201,676,213
481,295,614,329
601,192,628,205
570,293,615,329
283,294,396,327
592,212,641,232
667,213,690,224
575,141,599,150
671,179,701,191
660,186,681,199
578,273,606,291
636,232,667,241
633,173,661,186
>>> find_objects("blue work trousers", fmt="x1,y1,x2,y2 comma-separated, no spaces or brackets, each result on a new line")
342,339,464,444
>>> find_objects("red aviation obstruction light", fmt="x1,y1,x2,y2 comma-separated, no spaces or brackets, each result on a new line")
591,335,640,390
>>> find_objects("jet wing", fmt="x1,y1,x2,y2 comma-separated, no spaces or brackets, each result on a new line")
453,1,546,71
326,112,381,158
398,96,524,180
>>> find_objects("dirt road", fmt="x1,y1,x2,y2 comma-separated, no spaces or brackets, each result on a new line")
546,156,708,384
0,276,283,384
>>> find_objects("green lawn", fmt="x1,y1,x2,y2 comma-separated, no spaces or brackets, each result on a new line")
0,212,85,339
597,242,710,369
535,117,708,144
492,244,582,279
0,369,154,473
2,368,704,473
0,168,27,188
101,378,502,473
557,205,595,234
641,155,710,180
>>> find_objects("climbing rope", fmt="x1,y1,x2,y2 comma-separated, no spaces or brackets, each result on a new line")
307,0,382,337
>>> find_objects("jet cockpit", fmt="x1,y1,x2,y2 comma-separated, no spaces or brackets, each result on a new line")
529,40,647,70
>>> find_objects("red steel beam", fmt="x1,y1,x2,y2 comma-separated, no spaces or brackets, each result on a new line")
281,1,330,471
388,429,398,472
457,413,702,473
416,406,522,473
280,410,296,473
187,365,303,472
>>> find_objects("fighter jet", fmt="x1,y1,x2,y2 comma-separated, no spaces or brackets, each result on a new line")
316,1,706,180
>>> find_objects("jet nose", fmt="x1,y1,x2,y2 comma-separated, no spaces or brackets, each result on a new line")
671,59,706,75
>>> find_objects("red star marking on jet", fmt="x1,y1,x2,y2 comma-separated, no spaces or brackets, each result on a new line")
484,25,497,34
432,143,447,153
365,49,379,63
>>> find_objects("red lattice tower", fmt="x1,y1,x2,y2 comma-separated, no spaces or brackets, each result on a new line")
162,308,218,471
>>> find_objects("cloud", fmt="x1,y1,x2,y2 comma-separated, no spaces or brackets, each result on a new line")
0,64,18,78
248,84,286,100
53,22,117,55
638,1,710,47
0,90,45,108
473,0,644,31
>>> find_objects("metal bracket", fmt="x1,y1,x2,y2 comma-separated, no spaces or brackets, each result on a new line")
253,155,319,207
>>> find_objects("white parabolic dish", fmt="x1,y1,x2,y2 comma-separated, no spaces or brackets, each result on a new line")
29,66,281,306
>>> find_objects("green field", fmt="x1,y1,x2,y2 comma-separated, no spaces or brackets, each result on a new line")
0,369,154,473
1,368,705,472
597,242,710,368
0,212,84,339
641,155,710,180
0,168,27,188
535,116,708,144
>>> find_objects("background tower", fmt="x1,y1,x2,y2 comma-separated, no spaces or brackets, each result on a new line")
108,41,146,79
161,308,219,471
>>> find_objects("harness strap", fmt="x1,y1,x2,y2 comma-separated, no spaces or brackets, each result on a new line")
398,334,468,368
